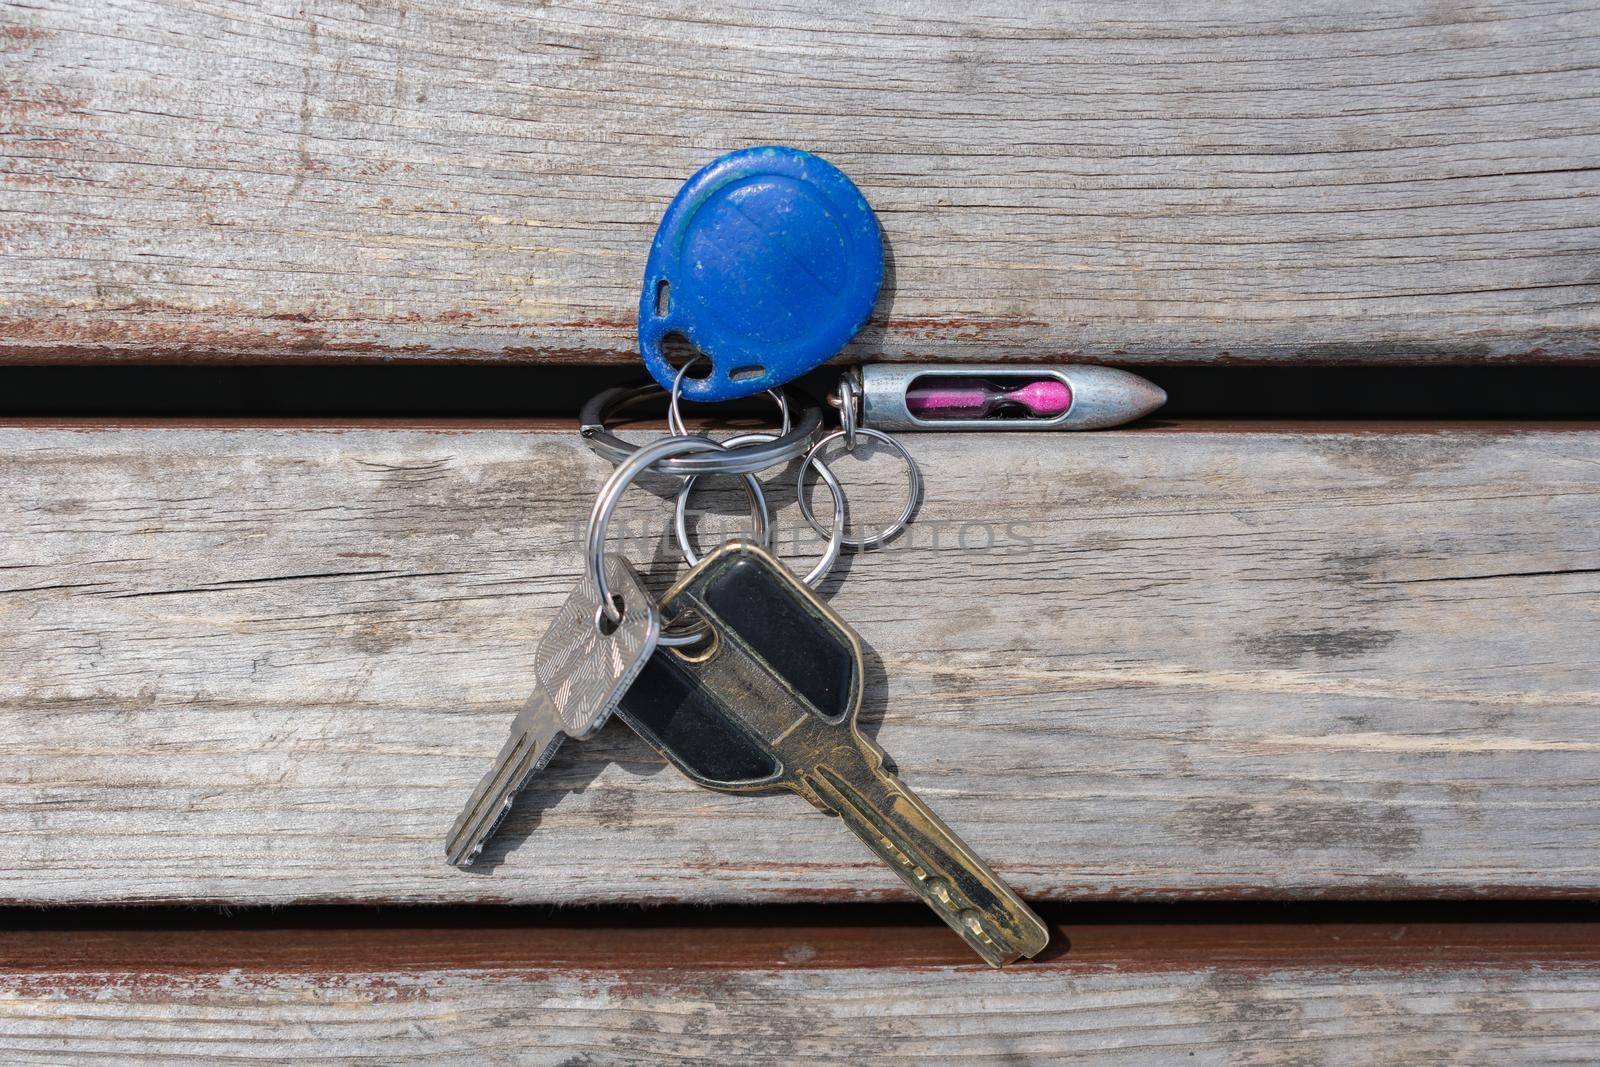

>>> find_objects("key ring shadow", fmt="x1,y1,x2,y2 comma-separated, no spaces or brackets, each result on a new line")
844,625,895,763
672,444,928,604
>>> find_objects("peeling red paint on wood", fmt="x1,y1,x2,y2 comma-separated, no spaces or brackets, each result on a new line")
3,1,1597,366
0,85,87,116
0,26,56,42
873,316,1051,339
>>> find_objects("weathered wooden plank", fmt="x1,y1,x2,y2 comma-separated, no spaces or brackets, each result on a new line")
3,1,1598,364
2,919,1597,1064
1,421,1597,904
10,967,1597,1065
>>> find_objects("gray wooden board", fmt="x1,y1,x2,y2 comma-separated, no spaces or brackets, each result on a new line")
1,423,1598,904
3,964,1599,1064
3,1,1598,364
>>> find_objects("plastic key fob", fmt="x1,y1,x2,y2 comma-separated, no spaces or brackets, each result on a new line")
638,146,884,402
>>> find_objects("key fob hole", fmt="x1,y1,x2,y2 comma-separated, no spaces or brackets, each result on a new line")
593,596,626,637
660,332,712,380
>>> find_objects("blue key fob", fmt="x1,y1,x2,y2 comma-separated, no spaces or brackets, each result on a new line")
638,146,884,402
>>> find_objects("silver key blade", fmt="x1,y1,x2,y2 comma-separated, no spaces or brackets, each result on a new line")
445,554,658,867
444,695,564,867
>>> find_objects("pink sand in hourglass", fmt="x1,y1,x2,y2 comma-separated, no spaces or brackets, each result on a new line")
905,378,1072,419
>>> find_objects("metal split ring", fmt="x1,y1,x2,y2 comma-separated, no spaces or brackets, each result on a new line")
666,357,792,440
587,434,770,638
835,374,861,451
674,431,846,589
579,383,822,477
796,427,922,550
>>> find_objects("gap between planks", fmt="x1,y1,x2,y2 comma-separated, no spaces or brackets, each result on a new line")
3,903,1599,973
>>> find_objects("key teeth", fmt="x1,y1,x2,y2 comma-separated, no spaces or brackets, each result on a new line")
445,803,511,868
444,724,557,869
444,831,482,868
962,900,1050,966
445,833,486,868
444,797,508,868
807,764,1049,967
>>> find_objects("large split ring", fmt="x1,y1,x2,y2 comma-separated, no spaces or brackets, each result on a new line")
579,384,822,477
796,427,922,550
587,434,769,633
674,431,847,589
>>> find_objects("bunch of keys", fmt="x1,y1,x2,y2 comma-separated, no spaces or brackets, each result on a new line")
447,371,1050,966
443,145,1169,967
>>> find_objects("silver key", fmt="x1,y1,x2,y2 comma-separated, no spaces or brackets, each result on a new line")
445,553,659,866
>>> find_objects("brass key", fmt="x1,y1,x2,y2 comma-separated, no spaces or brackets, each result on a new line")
616,539,1049,967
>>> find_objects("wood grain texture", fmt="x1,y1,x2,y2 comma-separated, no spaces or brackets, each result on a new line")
4,916,1600,1066
5,970,1597,1066
3,1,1599,365
1,421,1597,905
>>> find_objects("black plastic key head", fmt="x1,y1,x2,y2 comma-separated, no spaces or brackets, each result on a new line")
617,538,859,793
615,540,1049,967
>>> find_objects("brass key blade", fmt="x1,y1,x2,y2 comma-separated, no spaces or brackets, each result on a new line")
774,713,1049,972
801,749,1050,967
